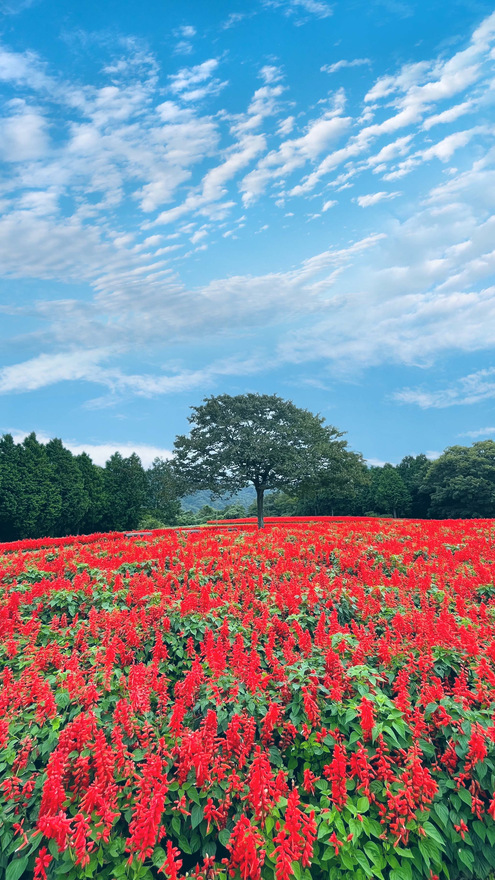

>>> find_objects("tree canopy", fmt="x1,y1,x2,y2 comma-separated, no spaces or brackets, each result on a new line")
173,393,348,527
422,441,495,518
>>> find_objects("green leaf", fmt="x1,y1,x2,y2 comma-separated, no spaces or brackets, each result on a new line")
473,820,486,841
191,803,204,830
178,835,192,855
152,847,167,868
6,857,29,880
218,829,231,848
457,787,472,806
433,802,449,827
363,842,381,864
357,797,370,813
399,860,412,880
354,850,372,877
458,848,474,870
418,840,430,869
422,821,445,847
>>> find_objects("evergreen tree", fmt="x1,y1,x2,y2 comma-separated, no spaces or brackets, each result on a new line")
104,452,147,531
45,438,89,535
76,453,108,534
0,434,21,541
16,433,61,537
146,457,182,525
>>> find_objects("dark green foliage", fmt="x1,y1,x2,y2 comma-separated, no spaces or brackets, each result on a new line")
103,452,147,531
397,454,432,518
367,463,411,518
295,449,370,516
3,421,495,541
75,452,108,534
0,434,20,542
145,457,182,525
422,440,495,518
252,491,298,517
45,439,89,536
173,393,346,528
15,433,61,538
0,436,146,540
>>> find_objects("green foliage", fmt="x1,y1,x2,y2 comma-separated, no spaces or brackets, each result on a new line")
103,452,147,531
396,454,432,518
145,457,182,525
15,433,61,538
75,452,108,533
173,393,346,527
367,464,411,518
295,449,369,516
45,438,89,536
423,441,495,518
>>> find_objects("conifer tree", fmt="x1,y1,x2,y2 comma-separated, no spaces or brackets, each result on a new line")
104,452,147,530
76,452,108,534
0,434,21,541
45,438,89,535
16,433,61,537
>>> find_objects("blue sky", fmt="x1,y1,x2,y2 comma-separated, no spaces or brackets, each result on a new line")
1,0,495,467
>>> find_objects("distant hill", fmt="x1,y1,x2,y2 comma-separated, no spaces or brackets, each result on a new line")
181,486,256,513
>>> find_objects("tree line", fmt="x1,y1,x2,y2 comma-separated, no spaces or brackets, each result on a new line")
1,393,494,540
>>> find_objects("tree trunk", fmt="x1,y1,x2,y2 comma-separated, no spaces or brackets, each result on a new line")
393,508,397,519
256,486,265,529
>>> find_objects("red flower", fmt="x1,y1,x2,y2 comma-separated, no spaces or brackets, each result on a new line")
34,847,53,880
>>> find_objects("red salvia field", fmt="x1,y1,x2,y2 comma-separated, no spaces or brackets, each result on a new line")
1,517,495,880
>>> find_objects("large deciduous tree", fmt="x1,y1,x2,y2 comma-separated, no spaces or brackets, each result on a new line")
173,393,346,528
422,441,495,518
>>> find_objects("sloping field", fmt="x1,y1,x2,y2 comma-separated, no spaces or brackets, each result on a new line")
1,518,495,880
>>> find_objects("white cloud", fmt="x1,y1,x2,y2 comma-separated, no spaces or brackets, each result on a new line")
1,12,495,407
241,113,351,204
260,65,283,84
460,426,495,438
7,429,173,467
393,368,495,408
278,116,295,136
1,105,50,161
168,59,226,102
264,0,332,20
356,191,401,207
0,350,110,393
321,58,371,74
155,133,266,223
422,100,474,130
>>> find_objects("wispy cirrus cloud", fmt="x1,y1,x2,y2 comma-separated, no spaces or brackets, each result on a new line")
460,427,495,438
0,10,495,412
393,368,495,408
356,190,401,207
321,58,370,74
